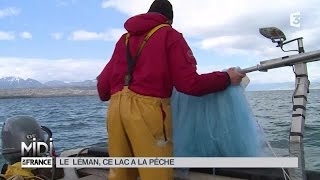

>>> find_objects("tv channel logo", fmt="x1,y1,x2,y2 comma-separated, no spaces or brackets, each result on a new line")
290,12,301,28
21,137,53,157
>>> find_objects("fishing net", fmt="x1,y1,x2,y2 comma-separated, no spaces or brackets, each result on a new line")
171,85,268,158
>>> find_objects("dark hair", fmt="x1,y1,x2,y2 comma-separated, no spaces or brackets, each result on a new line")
148,0,173,21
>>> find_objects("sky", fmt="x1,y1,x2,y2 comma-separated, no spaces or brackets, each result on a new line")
0,0,319,84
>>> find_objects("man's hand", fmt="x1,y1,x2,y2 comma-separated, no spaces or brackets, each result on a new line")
227,68,246,85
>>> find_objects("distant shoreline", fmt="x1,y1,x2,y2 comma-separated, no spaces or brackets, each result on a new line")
0,87,318,99
0,87,98,99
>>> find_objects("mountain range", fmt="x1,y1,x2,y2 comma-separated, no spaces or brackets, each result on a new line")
0,76,319,91
0,77,96,89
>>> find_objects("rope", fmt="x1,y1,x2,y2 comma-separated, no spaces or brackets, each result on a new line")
256,121,292,180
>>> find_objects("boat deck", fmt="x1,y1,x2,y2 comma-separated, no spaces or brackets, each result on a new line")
73,168,244,180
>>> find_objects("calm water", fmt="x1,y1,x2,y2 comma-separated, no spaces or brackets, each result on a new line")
0,90,319,171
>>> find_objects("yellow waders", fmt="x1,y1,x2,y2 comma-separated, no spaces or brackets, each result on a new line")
107,87,173,180
2,162,34,179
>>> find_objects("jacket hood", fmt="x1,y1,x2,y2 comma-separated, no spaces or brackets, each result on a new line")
124,13,169,35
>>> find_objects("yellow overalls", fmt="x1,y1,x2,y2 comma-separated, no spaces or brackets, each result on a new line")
107,24,173,180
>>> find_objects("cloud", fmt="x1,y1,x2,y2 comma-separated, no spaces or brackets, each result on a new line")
56,0,78,7
19,32,32,39
68,29,125,41
1,31,34,40
291,27,320,50
1,56,318,84
0,31,15,40
102,0,320,84
0,7,20,18
102,0,320,58
0,57,108,83
101,0,150,13
51,32,64,40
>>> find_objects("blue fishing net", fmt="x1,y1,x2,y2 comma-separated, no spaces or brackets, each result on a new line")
171,85,267,158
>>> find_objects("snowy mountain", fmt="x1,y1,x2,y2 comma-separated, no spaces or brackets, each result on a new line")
0,77,44,89
0,77,97,89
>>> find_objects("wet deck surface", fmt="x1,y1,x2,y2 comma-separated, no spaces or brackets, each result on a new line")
75,168,245,180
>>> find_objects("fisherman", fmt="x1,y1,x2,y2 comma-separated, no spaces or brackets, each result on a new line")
97,0,245,179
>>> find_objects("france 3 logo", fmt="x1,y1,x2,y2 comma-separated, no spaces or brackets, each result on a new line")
290,12,301,28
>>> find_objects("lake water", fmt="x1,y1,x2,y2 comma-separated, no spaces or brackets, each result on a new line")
0,90,319,171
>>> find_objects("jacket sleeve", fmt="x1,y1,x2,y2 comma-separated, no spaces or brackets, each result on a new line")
97,35,126,101
97,60,113,101
168,36,231,96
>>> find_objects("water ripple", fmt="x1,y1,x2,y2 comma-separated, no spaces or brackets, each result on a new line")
0,90,319,171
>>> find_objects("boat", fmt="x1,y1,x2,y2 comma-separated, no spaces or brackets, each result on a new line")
2,27,320,180
54,27,320,180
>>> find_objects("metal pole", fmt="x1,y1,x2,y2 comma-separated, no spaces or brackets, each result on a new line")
239,49,320,74
288,38,308,180
238,39,317,180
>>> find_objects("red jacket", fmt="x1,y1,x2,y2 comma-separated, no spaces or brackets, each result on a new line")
97,13,230,101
